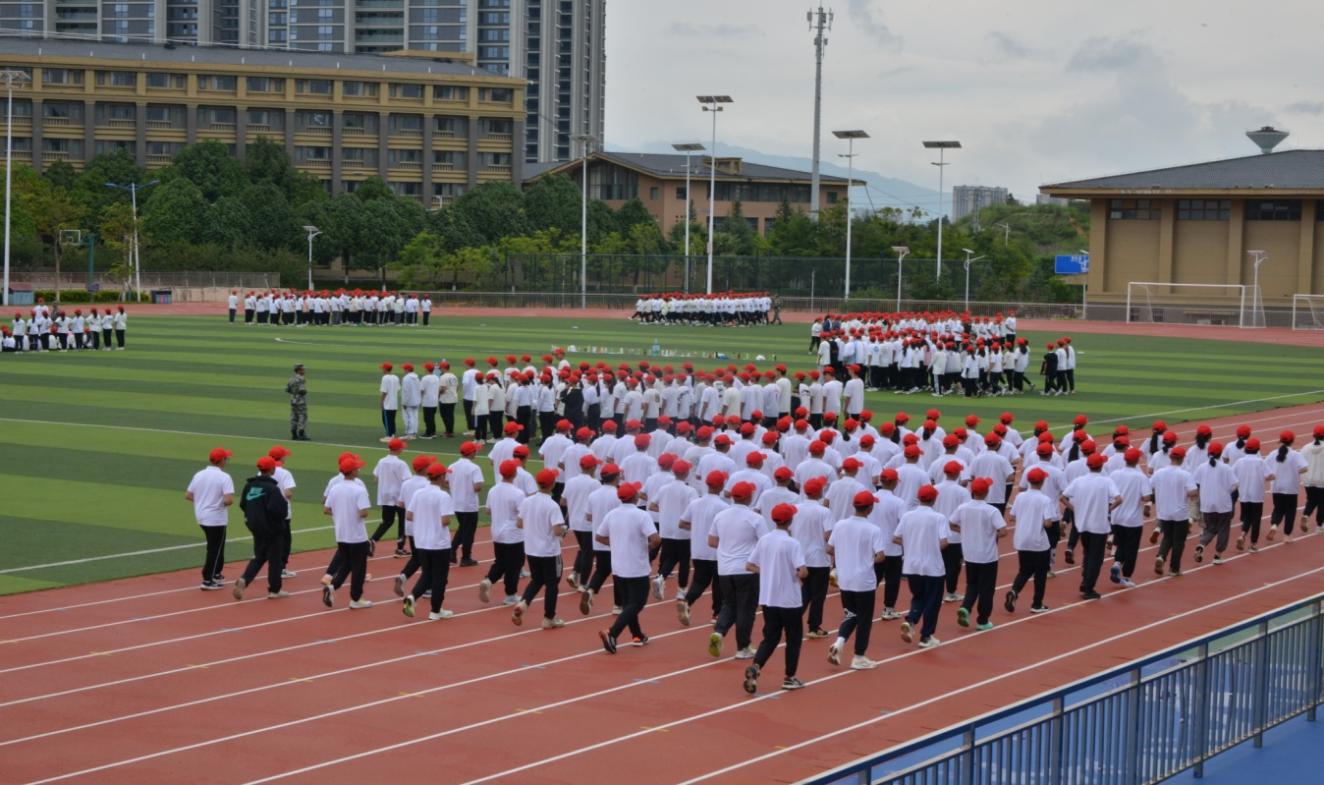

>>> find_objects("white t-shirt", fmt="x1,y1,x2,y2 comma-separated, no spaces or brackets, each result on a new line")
1267,450,1308,494
1151,466,1196,521
187,465,234,527
1010,489,1053,551
486,482,526,544
683,493,729,561
748,529,806,608
895,507,951,577
1192,461,1237,514
380,374,401,410
1231,455,1269,504
950,500,1004,563
373,455,410,507
562,474,600,532
1063,473,1121,534
272,466,296,521
1110,467,1152,527
970,452,1015,504
409,485,455,550
789,501,833,568
596,505,655,578
827,515,885,591
518,492,565,557
712,505,770,575
586,485,623,552
655,479,699,539
326,480,371,543
447,458,483,513
868,489,907,557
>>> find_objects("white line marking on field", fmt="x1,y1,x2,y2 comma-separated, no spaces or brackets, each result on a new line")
1056,389,1324,432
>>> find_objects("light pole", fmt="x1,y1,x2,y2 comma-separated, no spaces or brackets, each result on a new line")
960,248,986,311
993,221,1011,246
833,129,868,300
1248,249,1269,328
892,245,910,311
922,140,960,280
1,68,30,308
302,225,321,289
672,142,704,293
105,179,158,301
698,95,732,294
573,133,595,309
1079,248,1090,319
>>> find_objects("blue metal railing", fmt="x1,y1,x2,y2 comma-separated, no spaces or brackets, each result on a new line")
802,596,1324,785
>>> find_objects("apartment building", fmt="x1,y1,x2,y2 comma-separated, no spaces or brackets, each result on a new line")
951,184,1009,222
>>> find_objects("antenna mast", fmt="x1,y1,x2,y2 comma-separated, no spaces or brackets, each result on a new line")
808,4,832,222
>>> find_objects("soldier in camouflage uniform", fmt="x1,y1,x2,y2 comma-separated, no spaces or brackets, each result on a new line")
287,364,309,441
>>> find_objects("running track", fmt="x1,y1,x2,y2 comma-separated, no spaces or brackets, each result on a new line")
4,404,1324,785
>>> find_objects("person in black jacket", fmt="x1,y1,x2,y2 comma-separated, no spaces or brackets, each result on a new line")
233,456,292,600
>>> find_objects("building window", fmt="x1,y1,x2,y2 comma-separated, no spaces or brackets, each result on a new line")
296,110,332,131
145,72,185,89
390,149,422,167
42,68,84,87
433,115,465,136
246,109,283,130
1108,198,1160,220
433,85,468,102
391,180,422,197
199,75,237,92
295,146,332,163
1245,200,1302,221
95,140,135,156
390,114,423,134
342,80,379,98
1176,199,1231,221
480,87,513,102
95,70,137,88
588,162,637,200
342,147,378,167
826,191,838,204
342,112,379,134
246,77,285,94
675,186,686,200
389,83,424,100
649,186,660,200
296,79,333,96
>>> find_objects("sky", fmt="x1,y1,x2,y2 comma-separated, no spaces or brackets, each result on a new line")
603,0,1324,205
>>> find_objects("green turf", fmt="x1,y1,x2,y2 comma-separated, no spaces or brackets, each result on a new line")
2,314,1323,595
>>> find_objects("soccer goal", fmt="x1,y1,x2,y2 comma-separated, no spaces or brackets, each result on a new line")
1291,294,1324,331
1125,282,1253,327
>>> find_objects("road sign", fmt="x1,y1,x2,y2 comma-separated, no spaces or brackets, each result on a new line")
1055,254,1090,275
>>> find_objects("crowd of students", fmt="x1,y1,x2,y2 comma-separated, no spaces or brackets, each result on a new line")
228,290,434,327
185,405,1324,694
630,293,779,325
3,303,128,353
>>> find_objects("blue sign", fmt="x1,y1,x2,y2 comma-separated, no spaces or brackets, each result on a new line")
1055,254,1090,275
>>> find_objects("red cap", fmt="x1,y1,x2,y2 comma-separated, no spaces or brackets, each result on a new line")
1280,430,1296,444
969,477,992,496
1208,441,1224,457
1081,439,1097,454
730,481,756,501
339,455,364,474
617,482,641,502
852,490,877,508
634,433,651,449
256,456,277,472
1162,431,1178,445
402,363,414,372
600,462,622,479
268,445,290,460
880,468,899,483
1235,424,1252,438
715,434,733,447
1000,412,1014,424
745,451,766,467
460,441,480,456
773,466,793,482
1086,453,1106,469
803,476,828,498
536,468,559,487
808,440,826,455
923,419,938,430
1026,467,1047,484
895,412,910,423
1170,446,1187,460
943,460,963,476
556,419,572,432
770,502,797,525
762,431,779,446
388,438,406,452
673,460,693,476
965,414,980,426
1152,420,1167,431
926,408,941,419
904,444,921,459
739,422,755,436
209,447,233,464
1244,438,1261,452
942,434,959,448
841,457,861,473
513,445,530,459
1073,414,1088,426
1196,424,1212,436
1036,443,1054,456
658,453,676,470
602,420,618,432
705,470,728,489
580,454,602,470
412,454,435,472
380,362,393,371
1315,425,1324,439
504,421,523,436
426,462,449,480
917,484,939,503
985,433,1001,447
498,459,520,479
1124,447,1142,464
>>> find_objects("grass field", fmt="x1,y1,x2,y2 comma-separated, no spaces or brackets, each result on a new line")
3,313,1323,595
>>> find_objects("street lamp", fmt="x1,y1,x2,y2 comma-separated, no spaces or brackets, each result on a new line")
302,225,322,290
573,133,596,309
961,248,986,311
993,221,1011,246
697,95,732,294
105,179,158,301
672,142,705,293
892,245,910,311
1,68,31,308
833,129,868,300
1248,250,1269,328
922,140,961,279
1079,248,1090,319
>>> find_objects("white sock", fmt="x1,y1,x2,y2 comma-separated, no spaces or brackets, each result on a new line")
834,637,846,650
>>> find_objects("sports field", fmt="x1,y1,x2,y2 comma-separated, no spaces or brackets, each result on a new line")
3,313,1323,595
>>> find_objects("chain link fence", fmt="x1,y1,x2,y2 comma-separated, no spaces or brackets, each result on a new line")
14,270,280,291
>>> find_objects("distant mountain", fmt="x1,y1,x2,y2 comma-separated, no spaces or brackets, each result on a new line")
618,140,948,218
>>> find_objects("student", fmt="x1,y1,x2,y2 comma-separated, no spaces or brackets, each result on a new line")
652,459,699,601
233,456,289,600
322,454,373,609
870,469,908,620
790,477,834,638
826,490,886,670
580,463,625,614
1004,467,1054,614
564,454,602,589
267,446,298,579
1062,453,1121,599
1108,449,1152,588
379,362,401,441
678,470,731,625
1302,426,1324,532
447,442,484,566
707,481,769,660
596,482,661,653
950,478,1005,630
392,454,436,597
419,363,441,439
370,439,411,556
402,462,457,621
438,361,459,437
1151,446,1197,576
1192,443,1238,564
478,460,527,606
185,447,235,590
742,502,809,694
1266,431,1309,541
1233,439,1270,551
894,485,950,648
513,468,568,629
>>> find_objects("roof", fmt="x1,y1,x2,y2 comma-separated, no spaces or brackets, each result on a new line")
529,151,860,186
1041,149,1324,196
0,34,518,82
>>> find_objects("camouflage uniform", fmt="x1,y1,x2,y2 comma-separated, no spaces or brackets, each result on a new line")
286,368,307,439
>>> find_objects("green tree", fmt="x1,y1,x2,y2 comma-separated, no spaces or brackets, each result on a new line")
717,199,756,256
74,150,147,225
453,181,527,244
42,160,78,192
27,176,86,301
245,137,296,192
523,174,582,235
615,198,654,235
238,182,299,250
142,177,207,247
395,230,445,288
164,140,246,201
352,176,393,202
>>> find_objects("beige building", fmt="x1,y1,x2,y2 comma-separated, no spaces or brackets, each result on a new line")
1040,150,1324,305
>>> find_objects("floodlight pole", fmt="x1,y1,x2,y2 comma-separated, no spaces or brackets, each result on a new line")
106,179,158,300
962,249,985,311
1249,250,1268,328
303,225,321,290
574,133,594,310
2,68,30,307
698,96,732,294
923,140,961,280
673,142,705,293
892,246,910,311
1079,248,1090,320
833,130,868,300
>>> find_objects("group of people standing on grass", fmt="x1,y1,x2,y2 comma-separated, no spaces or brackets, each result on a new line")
228,289,433,327
186,398,1324,694
630,292,777,326
3,303,128,353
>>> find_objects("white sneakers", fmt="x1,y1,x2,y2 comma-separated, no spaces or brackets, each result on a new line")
676,598,691,626
348,599,373,609
429,609,455,620
734,647,756,660
827,643,841,666
651,575,665,600
477,578,492,604
850,656,878,670
542,617,566,629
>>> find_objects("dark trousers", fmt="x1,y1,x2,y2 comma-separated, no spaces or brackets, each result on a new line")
802,565,831,631
1011,550,1049,608
239,529,282,593
657,538,691,588
1111,525,1143,578
1271,492,1299,535
463,399,475,432
229,308,236,323
754,605,805,678
485,541,525,597
875,555,904,610
371,505,405,545
1240,500,1265,542
904,574,943,640
200,525,227,583
331,541,369,601
451,511,478,561
1077,531,1108,593
473,412,489,442
961,561,997,624
1157,520,1189,572
838,588,876,656
1304,486,1324,527
715,573,759,650
410,548,451,613
515,406,533,443
608,575,649,639
115,328,125,348
941,542,963,594
382,408,398,437
587,549,624,608
440,403,456,436
684,558,723,619
1199,511,1234,552
422,406,437,437
572,530,595,580
279,520,292,567
520,554,562,618
244,309,254,323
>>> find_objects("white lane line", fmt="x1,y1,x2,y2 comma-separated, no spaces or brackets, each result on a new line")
1048,391,1324,433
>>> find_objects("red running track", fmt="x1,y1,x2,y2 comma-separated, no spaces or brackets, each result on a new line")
3,403,1324,785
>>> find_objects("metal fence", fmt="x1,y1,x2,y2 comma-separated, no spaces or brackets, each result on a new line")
13,270,280,290
802,596,1323,785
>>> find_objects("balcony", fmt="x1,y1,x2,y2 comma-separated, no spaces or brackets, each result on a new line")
146,119,176,130
296,126,332,137
42,116,80,128
41,150,72,162
299,159,332,171
431,161,456,172
484,164,512,175
101,118,138,130
147,154,173,165
484,132,513,143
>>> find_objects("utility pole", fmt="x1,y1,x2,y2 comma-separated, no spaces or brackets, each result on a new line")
807,4,832,222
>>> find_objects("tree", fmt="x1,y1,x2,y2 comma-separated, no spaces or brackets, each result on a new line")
717,199,756,256
142,178,207,247
352,176,393,202
395,230,445,288
164,140,246,201
27,177,86,302
523,174,582,235
42,160,77,192
74,150,147,225
615,198,654,235
201,197,253,249
453,181,527,244
98,201,137,297
245,137,296,192
238,182,299,250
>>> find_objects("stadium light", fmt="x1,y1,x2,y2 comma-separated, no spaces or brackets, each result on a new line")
833,129,869,300
1079,248,1090,319
105,179,159,301
1,68,31,307
302,225,322,290
573,133,596,309
892,245,910,311
1248,250,1269,328
961,248,986,311
672,142,705,293
698,95,733,294
922,140,961,279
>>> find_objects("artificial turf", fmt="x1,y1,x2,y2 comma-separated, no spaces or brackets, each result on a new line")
2,313,1322,595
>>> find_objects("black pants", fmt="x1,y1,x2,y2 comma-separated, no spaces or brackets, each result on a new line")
229,308,236,323
1011,550,1049,608
587,549,624,608
874,555,903,610
1077,531,1108,593
1271,492,1299,535
942,542,963,594
239,529,282,593
371,505,405,546
450,511,478,561
115,328,125,348
473,412,489,442
200,525,227,583
1239,500,1265,543
440,403,456,436
381,409,398,438
1157,520,1189,572
422,311,430,326
802,565,831,631
961,561,997,625
754,605,804,678
657,538,691,588
463,399,475,432
608,575,648,639
1199,511,1234,552
244,309,254,323
520,554,562,618
1304,486,1324,527
1111,525,1143,578
838,589,875,656
905,574,943,640
516,406,533,443
715,573,759,650
331,541,369,601
572,531,595,581
279,520,292,567
485,541,525,597
410,548,451,613
422,406,437,437
684,558,723,619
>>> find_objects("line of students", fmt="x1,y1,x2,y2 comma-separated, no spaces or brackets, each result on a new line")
5,305,128,353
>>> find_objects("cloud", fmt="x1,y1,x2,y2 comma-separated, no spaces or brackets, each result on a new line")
1284,100,1324,115
665,22,762,38
846,0,900,46
1066,36,1160,72
987,31,1034,59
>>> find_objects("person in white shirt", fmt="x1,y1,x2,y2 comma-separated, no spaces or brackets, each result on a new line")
227,290,239,323
369,439,412,556
786,477,833,637
1192,443,1238,565
391,454,437,595
679,470,731,625
1005,468,1055,614
1150,446,1198,576
1062,453,1121,599
707,481,769,660
563,454,603,590
894,485,951,648
826,490,887,670
266,445,298,579
479,461,528,606
741,503,809,694
580,463,625,614
379,362,401,442
322,455,373,609
651,460,699,602
595,482,661,653
400,363,422,439
461,358,480,435
448,442,485,566
419,363,442,439
1267,430,1310,541
1301,425,1324,531
1107,449,1152,588
950,478,1005,630
513,469,568,629
185,447,236,590
438,361,459,437
401,462,456,620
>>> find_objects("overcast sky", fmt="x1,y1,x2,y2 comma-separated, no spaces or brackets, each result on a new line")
604,0,1324,202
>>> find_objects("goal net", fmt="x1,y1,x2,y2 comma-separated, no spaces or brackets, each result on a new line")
1292,294,1324,331
1126,282,1252,327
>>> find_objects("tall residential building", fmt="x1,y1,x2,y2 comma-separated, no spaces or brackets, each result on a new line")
0,1,605,164
952,185,1009,222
